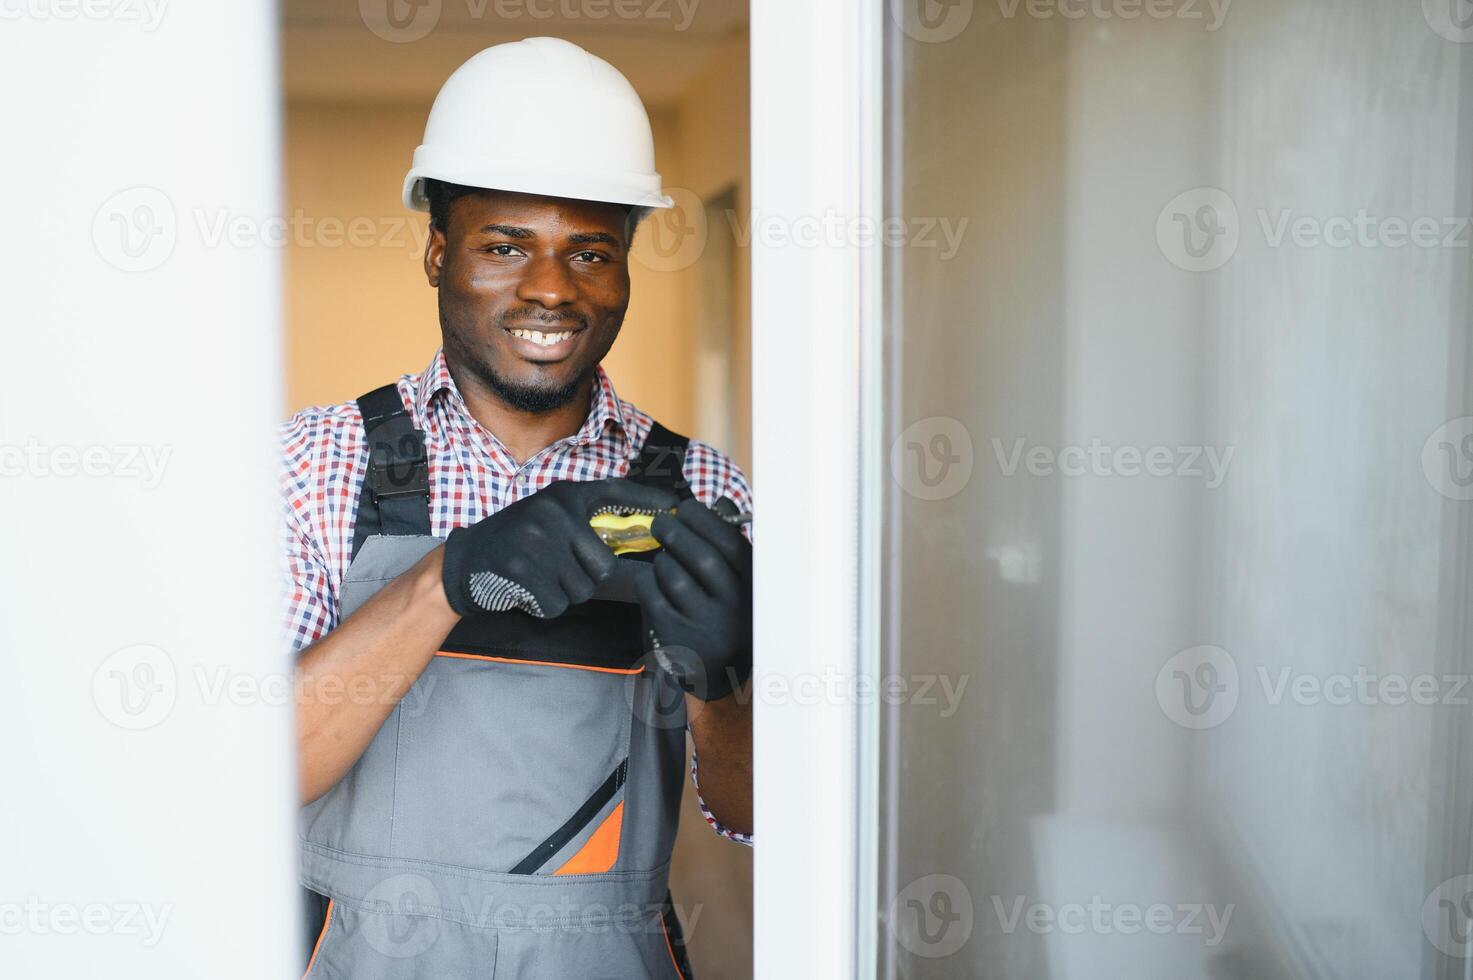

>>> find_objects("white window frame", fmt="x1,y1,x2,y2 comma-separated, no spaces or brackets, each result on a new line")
750,1,884,975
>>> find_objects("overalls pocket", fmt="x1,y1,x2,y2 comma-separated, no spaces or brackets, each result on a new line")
489,907,689,980
389,626,641,875
303,896,499,980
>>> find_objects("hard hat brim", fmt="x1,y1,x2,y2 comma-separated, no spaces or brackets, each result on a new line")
403,145,674,213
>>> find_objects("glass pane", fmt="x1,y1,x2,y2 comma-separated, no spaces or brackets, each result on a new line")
879,2,1473,978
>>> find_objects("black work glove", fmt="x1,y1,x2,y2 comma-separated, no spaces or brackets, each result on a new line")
636,497,753,701
442,478,678,619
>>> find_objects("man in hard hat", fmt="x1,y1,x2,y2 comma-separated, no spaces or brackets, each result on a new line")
282,37,751,978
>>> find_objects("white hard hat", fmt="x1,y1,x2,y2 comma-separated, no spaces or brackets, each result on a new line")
403,37,673,213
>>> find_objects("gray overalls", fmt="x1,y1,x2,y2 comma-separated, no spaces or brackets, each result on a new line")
298,384,697,979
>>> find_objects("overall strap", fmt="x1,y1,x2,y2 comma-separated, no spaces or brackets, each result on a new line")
626,421,695,500
350,383,431,561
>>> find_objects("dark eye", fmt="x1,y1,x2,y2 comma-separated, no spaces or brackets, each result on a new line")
572,250,606,263
485,244,521,256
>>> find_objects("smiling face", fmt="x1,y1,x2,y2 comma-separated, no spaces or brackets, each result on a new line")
425,189,633,414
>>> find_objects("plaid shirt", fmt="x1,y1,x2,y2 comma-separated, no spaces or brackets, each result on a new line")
281,348,753,845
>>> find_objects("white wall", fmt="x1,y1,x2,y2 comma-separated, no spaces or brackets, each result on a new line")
0,4,297,977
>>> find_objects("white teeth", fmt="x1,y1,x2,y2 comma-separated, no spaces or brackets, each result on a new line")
509,327,573,347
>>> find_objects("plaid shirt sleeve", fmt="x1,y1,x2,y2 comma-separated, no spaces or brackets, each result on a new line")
279,407,350,655
683,439,755,847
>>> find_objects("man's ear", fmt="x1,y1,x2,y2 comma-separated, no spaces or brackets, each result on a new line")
424,222,446,287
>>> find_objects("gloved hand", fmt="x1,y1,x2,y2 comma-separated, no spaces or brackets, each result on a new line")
442,478,679,619
636,497,753,701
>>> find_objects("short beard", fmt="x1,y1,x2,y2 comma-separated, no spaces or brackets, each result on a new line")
441,303,598,415
481,363,590,414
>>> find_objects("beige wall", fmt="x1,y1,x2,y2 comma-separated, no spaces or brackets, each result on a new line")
282,37,753,980
284,101,436,411
672,39,752,472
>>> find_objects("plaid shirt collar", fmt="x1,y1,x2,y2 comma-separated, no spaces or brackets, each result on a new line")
414,348,638,460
